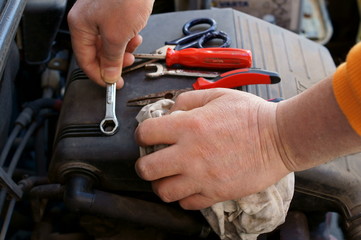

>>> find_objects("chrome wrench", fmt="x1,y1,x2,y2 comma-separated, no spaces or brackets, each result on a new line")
145,63,220,78
100,83,119,135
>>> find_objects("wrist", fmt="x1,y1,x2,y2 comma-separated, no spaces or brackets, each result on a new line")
257,101,292,181
276,77,361,172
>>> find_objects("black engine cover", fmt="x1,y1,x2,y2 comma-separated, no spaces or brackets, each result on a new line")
49,8,336,192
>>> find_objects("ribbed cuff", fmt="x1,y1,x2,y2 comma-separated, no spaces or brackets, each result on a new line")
333,43,361,136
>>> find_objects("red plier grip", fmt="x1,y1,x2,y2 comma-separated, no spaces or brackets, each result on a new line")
193,68,281,90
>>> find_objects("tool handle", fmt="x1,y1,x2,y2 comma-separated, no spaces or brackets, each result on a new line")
193,68,281,90
166,48,252,69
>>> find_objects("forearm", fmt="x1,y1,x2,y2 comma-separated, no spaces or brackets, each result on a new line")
277,76,361,172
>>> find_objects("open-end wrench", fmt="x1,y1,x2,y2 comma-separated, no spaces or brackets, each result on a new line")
145,63,220,78
100,83,119,135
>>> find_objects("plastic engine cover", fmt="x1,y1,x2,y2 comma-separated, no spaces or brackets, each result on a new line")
49,9,336,192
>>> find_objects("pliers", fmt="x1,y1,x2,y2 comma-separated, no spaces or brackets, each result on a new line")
127,68,281,107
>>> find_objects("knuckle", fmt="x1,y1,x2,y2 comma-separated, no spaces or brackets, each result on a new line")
67,7,77,22
155,187,174,203
67,11,75,24
152,182,176,203
186,115,206,132
135,123,149,145
103,32,124,47
135,158,152,180
67,9,86,29
174,92,188,104
179,198,208,210
179,200,194,210
210,183,235,201
100,50,123,63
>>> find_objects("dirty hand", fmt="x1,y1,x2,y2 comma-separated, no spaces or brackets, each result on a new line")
68,0,154,88
135,89,291,210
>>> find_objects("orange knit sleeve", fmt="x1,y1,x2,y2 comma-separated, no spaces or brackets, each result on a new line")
333,42,361,136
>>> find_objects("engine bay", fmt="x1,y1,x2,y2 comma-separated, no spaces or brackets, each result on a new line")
0,0,360,239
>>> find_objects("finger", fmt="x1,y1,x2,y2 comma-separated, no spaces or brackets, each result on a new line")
171,89,227,112
135,145,184,181
97,17,130,85
121,35,142,68
68,25,105,86
135,115,183,146
178,193,216,210
99,40,125,84
115,77,125,89
123,52,135,68
118,36,142,87
151,175,202,203
126,34,143,53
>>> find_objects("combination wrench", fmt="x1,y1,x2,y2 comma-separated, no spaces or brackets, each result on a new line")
145,63,220,78
100,83,118,135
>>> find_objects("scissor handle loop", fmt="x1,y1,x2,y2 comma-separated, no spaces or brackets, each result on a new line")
165,17,217,47
197,30,231,48
182,18,217,35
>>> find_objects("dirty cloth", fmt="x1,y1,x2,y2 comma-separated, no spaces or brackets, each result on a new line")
136,99,295,240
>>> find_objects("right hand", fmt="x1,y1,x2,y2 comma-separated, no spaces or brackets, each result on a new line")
134,76,361,210
135,89,291,210
67,0,154,88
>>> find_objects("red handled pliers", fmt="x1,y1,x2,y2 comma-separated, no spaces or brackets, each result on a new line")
127,68,281,107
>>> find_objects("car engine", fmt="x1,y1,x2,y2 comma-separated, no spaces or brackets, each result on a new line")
0,0,360,239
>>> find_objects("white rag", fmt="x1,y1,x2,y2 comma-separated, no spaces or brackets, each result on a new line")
136,99,295,240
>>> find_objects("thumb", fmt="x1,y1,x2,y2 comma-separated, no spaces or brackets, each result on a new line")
171,89,228,112
100,35,142,87
99,37,126,85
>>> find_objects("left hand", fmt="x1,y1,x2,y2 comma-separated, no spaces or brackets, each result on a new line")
67,0,154,88
135,89,290,210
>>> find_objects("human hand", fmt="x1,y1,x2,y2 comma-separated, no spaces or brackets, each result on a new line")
135,89,291,210
68,0,154,88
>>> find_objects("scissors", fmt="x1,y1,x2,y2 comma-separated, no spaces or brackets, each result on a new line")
164,17,231,50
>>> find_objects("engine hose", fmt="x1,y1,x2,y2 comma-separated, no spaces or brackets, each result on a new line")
19,176,50,192
0,98,62,167
22,98,62,119
0,110,54,213
0,121,40,213
29,184,64,200
0,124,22,167
64,173,211,238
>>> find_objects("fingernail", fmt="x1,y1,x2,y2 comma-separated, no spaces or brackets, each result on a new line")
101,67,121,83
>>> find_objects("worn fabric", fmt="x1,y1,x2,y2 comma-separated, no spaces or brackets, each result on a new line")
136,99,295,240
200,174,294,240
136,99,175,156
